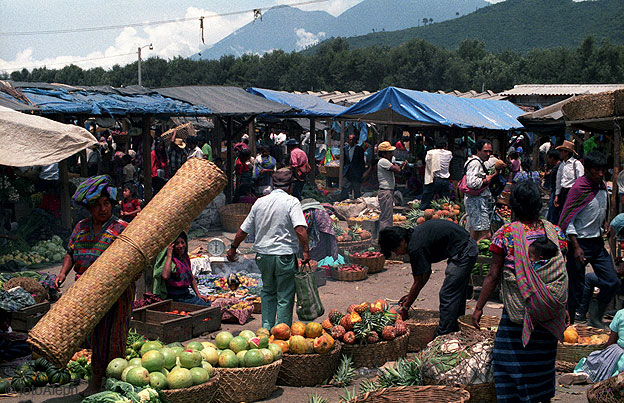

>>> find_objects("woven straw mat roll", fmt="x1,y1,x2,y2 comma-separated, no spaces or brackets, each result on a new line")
28,158,226,367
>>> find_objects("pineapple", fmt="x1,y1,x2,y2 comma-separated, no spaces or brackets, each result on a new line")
377,358,422,388
395,320,408,336
332,355,356,387
306,394,329,403
359,379,381,394
381,326,396,341
328,309,344,325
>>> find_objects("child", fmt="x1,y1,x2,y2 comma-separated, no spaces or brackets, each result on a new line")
528,236,559,264
120,184,141,222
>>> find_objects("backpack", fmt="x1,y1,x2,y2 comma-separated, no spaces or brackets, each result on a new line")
458,158,489,196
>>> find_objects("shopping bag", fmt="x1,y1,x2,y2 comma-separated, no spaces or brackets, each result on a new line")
295,262,324,321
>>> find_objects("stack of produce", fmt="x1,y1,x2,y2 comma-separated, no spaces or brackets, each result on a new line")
392,214,407,223
403,198,462,228
335,225,371,243
334,264,366,274
348,210,380,222
563,327,609,344
270,321,336,354
350,251,383,259
326,300,406,345
472,239,493,276
0,235,65,267
332,263,368,281
197,273,262,297
0,358,72,393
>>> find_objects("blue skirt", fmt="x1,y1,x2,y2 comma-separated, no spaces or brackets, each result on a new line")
493,310,558,403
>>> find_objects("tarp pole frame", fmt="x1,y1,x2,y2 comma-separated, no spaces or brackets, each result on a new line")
308,117,316,184
249,120,256,156
142,116,153,202
59,159,71,231
77,116,88,177
612,119,621,222
226,117,234,203
339,121,345,190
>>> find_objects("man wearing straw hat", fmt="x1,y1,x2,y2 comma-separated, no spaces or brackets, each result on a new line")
168,131,188,176
377,141,406,231
227,168,310,329
554,140,583,215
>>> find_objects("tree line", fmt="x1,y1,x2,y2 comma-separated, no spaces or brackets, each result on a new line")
3,36,623,94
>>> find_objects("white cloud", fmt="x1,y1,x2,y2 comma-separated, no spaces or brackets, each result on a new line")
0,7,251,73
294,28,326,50
296,0,362,16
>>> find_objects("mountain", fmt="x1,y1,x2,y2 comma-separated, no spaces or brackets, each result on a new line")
194,0,488,60
330,0,624,52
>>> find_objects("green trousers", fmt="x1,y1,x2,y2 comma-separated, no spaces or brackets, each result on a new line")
256,253,297,329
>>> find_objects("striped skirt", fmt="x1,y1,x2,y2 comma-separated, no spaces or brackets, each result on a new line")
493,310,558,403
87,283,136,371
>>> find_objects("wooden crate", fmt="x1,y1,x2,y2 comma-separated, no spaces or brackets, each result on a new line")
135,300,221,337
130,309,194,343
11,301,50,332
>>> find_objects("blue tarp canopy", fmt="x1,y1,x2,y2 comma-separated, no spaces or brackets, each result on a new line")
337,86,525,130
7,83,212,116
247,87,347,117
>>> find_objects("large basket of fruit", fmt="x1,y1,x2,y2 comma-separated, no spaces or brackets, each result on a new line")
556,325,610,372
331,265,368,281
273,321,342,386
349,251,385,274
327,300,409,368
336,225,373,254
405,308,440,352
345,385,471,403
458,314,499,334
214,360,281,403
586,372,624,403
160,371,220,403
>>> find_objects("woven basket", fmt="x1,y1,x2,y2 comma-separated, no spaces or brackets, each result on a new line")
161,122,196,144
346,385,470,403
349,254,385,274
586,373,624,403
341,331,409,368
556,325,610,367
219,203,252,233
325,164,340,178
160,371,220,403
458,314,499,334
563,91,617,121
28,159,226,368
338,238,373,255
277,341,342,386
463,382,496,403
331,266,368,281
406,308,440,352
214,359,281,403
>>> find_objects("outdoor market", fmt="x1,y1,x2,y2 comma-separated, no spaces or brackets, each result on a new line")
0,81,624,403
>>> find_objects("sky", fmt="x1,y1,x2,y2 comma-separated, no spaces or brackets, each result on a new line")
0,0,506,74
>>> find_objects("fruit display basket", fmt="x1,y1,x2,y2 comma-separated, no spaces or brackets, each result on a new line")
10,301,50,333
135,300,221,337
341,331,409,368
586,372,624,403
463,382,496,403
338,238,373,255
458,314,499,334
331,265,368,282
556,325,610,371
129,310,193,343
219,203,252,233
277,341,342,386
160,371,220,403
345,385,470,403
214,359,281,403
348,253,385,274
405,308,440,352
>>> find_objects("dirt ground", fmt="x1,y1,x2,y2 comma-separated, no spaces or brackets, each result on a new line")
3,233,591,403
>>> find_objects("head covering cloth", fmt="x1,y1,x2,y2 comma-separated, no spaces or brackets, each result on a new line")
72,175,118,206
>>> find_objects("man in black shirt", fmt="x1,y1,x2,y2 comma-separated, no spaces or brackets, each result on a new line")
379,220,478,335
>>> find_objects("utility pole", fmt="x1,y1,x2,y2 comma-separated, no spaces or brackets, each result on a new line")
137,43,153,86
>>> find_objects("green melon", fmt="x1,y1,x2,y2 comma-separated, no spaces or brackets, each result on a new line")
140,340,163,356
149,372,168,390
126,366,150,387
244,350,264,367
259,348,273,365
218,351,238,368
170,346,184,357
185,341,204,351
214,331,233,350
268,343,283,361
229,336,249,354
161,368,169,378
258,336,269,349
201,361,213,376
239,330,255,340
189,367,210,385
236,350,247,364
179,350,202,369
106,358,128,380
200,347,219,365
141,350,165,373
121,365,137,382
167,368,193,390
128,358,143,367
167,342,183,349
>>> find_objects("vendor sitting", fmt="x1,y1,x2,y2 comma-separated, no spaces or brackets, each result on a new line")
153,232,211,306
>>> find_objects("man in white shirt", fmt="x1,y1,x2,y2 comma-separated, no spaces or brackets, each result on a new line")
377,141,406,230
186,136,204,160
464,139,499,241
227,168,310,329
554,140,583,210
421,138,453,210
560,151,618,328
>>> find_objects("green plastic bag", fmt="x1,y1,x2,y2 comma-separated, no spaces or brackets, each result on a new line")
295,262,324,321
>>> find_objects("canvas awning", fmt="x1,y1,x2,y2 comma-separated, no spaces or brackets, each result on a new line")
247,87,347,117
338,86,525,130
0,106,97,167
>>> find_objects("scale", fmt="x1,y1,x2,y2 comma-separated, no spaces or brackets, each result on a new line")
206,238,226,256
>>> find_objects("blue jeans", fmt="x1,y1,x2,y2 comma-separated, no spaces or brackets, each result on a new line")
547,192,561,225
420,178,450,210
567,238,619,321
171,292,211,306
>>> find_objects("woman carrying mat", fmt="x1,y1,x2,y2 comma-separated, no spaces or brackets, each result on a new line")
54,175,138,396
472,180,569,403
153,232,211,306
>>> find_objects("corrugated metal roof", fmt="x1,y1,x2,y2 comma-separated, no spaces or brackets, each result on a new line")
501,84,624,97
247,87,347,117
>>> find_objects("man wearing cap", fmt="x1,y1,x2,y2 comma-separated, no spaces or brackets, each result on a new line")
168,131,188,176
227,168,310,329
554,140,583,211
287,139,310,200
378,141,406,231
560,151,617,328
340,134,366,201
464,139,499,241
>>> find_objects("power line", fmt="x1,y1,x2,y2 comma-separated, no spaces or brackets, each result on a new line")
0,0,329,37
0,52,137,72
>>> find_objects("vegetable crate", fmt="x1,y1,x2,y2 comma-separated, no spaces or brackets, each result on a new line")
134,300,221,337
130,309,194,343
10,301,50,332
